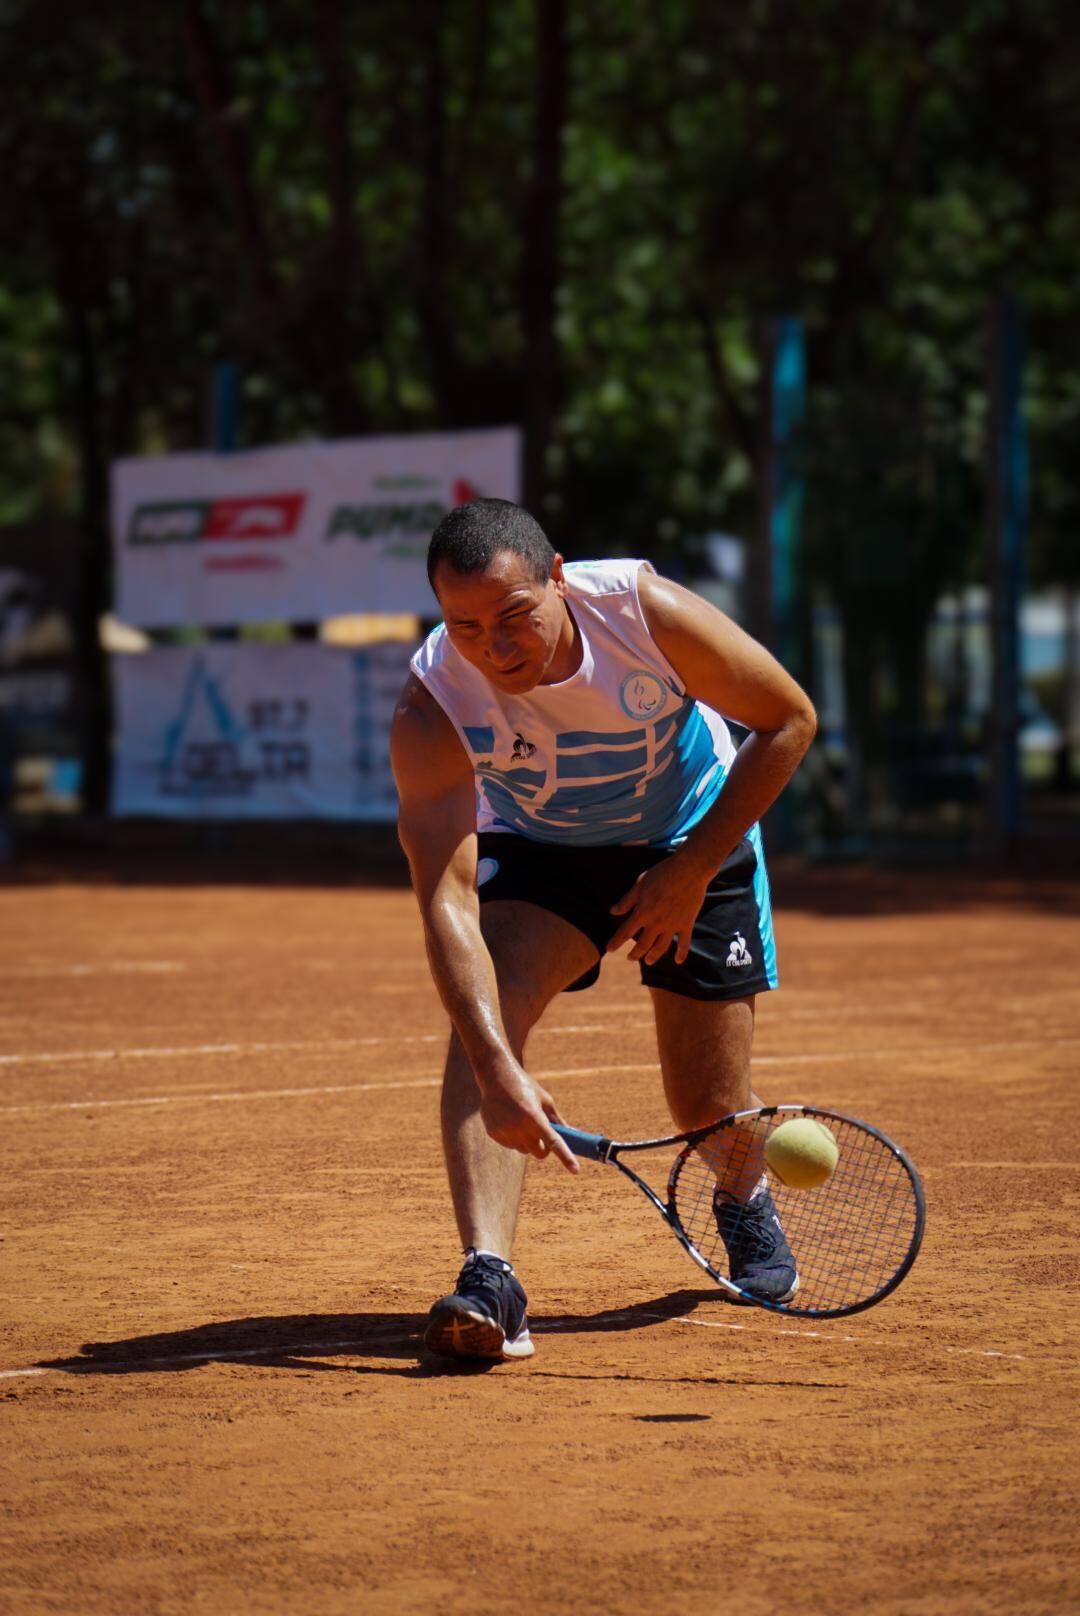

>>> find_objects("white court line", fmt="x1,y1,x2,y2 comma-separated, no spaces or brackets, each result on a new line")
0,1311,1031,1381
0,1036,443,1070
0,1063,661,1115
760,1036,1080,1063
659,1313,1027,1360
4,1030,1076,1073
0,1021,656,1073
0,961,187,980
3,1033,1078,1115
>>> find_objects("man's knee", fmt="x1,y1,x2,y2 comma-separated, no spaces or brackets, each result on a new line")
443,972,545,1072
492,967,550,1049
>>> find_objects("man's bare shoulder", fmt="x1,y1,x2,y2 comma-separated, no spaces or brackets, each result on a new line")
637,563,816,731
636,565,729,635
391,674,471,791
393,671,449,728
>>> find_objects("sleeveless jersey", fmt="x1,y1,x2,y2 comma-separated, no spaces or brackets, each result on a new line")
409,559,738,848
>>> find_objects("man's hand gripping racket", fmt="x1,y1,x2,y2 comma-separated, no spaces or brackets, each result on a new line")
553,1106,925,1319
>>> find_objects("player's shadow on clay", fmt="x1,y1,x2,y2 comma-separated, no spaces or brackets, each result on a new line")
37,1289,720,1380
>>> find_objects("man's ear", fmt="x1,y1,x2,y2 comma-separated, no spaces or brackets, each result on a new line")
550,553,567,597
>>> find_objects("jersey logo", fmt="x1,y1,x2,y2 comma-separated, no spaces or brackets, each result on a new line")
511,732,537,762
726,932,753,968
619,671,667,719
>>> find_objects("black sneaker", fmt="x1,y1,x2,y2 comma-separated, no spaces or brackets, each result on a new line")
713,1182,799,1303
424,1249,535,1361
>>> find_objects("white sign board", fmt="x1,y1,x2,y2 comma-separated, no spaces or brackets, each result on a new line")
112,641,415,820
112,427,521,628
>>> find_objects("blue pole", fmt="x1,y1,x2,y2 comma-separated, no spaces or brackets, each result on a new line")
207,363,240,656
987,296,1027,850
755,316,807,854
769,317,807,674
212,362,240,453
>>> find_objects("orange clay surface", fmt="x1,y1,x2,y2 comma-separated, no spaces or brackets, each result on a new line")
1,852,1078,1615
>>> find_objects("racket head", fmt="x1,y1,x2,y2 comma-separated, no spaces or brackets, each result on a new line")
666,1106,926,1319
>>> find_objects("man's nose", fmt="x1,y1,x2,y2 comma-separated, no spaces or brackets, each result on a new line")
485,628,518,666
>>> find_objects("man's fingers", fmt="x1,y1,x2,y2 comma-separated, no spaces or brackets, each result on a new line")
539,1089,564,1125
609,874,645,921
535,1092,577,1171
543,1129,579,1173
607,909,639,947
527,1124,578,1176
623,921,691,963
483,1095,579,1173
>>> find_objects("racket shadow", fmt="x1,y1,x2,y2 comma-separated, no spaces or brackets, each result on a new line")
36,1290,719,1379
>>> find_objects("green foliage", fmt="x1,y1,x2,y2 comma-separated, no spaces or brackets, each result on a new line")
1,0,1078,586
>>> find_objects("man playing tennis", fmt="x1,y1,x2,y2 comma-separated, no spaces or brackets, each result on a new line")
391,499,817,1360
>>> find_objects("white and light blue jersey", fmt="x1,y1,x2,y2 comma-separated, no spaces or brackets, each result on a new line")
410,559,739,849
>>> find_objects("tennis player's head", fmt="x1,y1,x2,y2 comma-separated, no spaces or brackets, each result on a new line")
428,499,573,692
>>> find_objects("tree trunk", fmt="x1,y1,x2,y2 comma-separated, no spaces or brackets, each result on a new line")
314,0,364,435
1055,585,1078,792
179,0,281,322
521,0,566,513
419,0,454,416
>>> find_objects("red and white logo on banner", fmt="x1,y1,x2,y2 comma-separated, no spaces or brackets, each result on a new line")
203,494,306,541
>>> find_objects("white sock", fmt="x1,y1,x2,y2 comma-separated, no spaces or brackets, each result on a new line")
472,1247,511,1268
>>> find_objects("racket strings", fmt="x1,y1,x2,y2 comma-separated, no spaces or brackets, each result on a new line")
671,1115,921,1315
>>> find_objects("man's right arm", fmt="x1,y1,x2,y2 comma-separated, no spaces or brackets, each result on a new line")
389,675,577,1171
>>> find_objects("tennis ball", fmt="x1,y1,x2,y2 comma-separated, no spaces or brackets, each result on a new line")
765,1117,839,1189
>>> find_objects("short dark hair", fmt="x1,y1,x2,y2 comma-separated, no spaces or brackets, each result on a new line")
427,498,555,590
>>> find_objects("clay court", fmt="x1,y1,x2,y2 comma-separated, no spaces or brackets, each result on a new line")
2,853,1078,1614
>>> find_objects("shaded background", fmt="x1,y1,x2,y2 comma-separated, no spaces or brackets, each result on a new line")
2,0,1078,859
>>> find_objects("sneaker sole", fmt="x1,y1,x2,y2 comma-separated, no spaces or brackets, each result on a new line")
725,1272,800,1307
424,1299,535,1362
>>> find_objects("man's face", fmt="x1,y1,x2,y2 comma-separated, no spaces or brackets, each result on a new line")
433,550,570,693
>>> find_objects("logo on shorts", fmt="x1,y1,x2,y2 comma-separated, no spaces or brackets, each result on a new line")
511,732,537,762
476,857,499,887
619,670,668,719
726,932,753,968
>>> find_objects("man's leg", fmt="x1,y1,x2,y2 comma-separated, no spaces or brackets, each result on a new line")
427,900,599,1361
650,988,758,1127
650,986,796,1301
441,899,600,1258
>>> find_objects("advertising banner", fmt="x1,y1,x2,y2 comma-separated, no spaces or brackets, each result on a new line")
112,640,415,820
112,427,521,628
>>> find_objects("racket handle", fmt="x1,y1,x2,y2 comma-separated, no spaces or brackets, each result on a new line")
552,1123,611,1162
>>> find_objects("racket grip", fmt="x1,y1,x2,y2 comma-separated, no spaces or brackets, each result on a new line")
552,1123,611,1162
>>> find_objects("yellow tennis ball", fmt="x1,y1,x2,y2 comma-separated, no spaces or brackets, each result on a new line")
765,1117,839,1189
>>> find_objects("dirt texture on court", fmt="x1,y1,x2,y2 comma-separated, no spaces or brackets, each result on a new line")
1,852,1078,1615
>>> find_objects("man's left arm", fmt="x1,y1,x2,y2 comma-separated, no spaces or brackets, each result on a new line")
607,570,817,965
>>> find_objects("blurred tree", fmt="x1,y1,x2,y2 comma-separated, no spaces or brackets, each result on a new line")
1,0,1078,813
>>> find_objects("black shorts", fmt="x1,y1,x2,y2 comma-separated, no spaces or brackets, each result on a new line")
476,831,778,1001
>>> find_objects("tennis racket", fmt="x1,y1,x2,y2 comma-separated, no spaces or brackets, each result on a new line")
552,1105,925,1319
